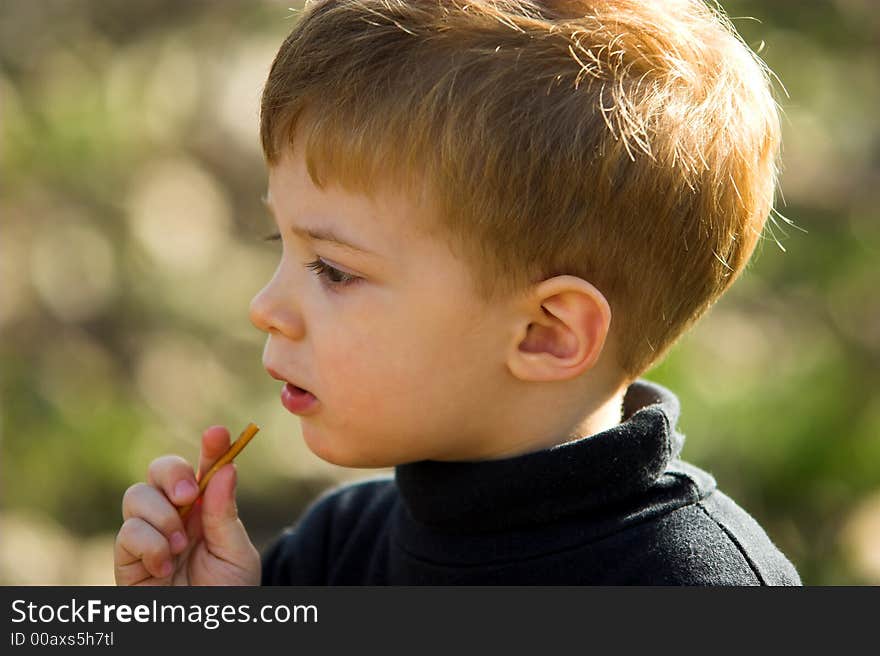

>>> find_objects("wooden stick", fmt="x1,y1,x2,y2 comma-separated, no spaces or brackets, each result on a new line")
178,422,260,520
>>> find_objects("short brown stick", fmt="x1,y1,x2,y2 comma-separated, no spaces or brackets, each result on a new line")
178,422,260,520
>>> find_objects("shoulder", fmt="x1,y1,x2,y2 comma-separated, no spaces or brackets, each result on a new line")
626,466,801,586
261,476,397,585
693,489,802,585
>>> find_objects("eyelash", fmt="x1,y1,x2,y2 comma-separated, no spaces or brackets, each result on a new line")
305,259,359,287
263,232,360,288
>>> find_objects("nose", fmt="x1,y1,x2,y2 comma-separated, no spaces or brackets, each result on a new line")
249,268,306,340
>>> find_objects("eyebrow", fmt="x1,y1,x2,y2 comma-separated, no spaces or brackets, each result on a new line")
262,196,379,257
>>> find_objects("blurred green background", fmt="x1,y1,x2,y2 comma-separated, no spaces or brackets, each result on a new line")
1,1,878,585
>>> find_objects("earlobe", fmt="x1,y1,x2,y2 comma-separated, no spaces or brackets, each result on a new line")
508,276,611,383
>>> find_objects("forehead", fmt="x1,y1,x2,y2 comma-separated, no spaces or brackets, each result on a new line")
266,144,440,252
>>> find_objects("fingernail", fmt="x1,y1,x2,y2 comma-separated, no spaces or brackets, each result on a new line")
170,531,187,553
160,560,173,578
175,480,197,501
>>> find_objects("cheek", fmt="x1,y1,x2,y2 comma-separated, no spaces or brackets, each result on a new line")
309,290,484,411
313,321,396,398
316,322,444,412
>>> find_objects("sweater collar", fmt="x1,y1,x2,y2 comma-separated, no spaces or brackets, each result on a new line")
394,379,684,533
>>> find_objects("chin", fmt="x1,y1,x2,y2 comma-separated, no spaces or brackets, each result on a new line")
301,422,397,469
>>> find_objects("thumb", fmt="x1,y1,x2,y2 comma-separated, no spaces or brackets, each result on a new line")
199,464,254,562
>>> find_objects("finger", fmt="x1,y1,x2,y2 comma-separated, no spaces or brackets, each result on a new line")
198,425,231,480
146,455,199,508
200,464,259,568
114,518,174,584
121,483,189,555
115,559,151,586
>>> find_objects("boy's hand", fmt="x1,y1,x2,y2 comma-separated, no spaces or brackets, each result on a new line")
114,426,261,586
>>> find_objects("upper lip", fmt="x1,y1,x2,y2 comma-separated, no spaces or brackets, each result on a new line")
265,365,286,382
265,365,312,393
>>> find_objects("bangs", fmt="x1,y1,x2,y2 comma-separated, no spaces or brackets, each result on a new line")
263,98,434,205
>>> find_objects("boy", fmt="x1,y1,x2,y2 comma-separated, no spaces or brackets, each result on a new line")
114,0,800,585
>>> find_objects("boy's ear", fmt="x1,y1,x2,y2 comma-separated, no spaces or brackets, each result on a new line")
507,275,612,383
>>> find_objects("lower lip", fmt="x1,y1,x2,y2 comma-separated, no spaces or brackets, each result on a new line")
281,383,319,415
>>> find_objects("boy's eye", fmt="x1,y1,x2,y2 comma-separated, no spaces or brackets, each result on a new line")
305,258,360,288
262,232,360,288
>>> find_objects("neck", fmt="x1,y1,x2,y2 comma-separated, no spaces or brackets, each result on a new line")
471,379,627,461
568,388,626,442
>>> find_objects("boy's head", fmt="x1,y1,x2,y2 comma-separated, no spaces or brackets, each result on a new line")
252,0,780,465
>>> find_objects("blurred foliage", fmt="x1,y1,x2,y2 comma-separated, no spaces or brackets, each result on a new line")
1,1,878,585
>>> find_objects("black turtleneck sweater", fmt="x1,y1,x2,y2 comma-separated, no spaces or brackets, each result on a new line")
261,380,801,585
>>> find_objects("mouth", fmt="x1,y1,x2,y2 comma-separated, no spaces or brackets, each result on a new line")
280,382,319,415
266,366,319,416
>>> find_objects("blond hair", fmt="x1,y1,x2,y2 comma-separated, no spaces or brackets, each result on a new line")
261,0,781,380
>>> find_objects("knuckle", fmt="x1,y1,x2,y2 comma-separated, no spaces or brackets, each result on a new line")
137,533,166,561
121,485,149,518
120,491,179,537
115,518,170,576
146,456,167,478
148,455,192,488
147,455,171,478
118,516,146,542
155,507,182,536
146,539,169,563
